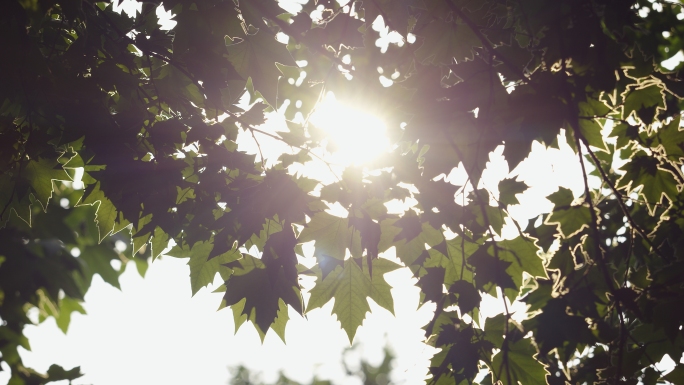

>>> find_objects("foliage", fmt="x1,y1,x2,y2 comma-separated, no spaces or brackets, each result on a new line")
227,345,394,385
1,0,684,384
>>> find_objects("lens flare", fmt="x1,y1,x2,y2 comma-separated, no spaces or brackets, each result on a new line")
309,92,389,166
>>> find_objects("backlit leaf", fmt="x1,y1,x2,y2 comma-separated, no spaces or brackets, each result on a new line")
491,338,548,385
78,183,119,242
23,157,70,210
167,239,241,295
307,257,399,342
498,178,528,206
298,212,362,261
226,29,295,105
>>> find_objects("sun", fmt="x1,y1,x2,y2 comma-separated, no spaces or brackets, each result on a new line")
309,92,390,166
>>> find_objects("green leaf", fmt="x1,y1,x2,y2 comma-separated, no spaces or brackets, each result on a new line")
23,157,70,210
379,218,444,266
80,244,122,289
484,314,506,347
545,188,592,238
532,298,595,357
150,226,169,260
616,154,680,213
497,235,546,300
224,253,302,334
498,236,546,279
237,102,268,127
226,29,295,105
175,186,195,204
578,118,608,152
468,246,516,293
546,187,575,207
498,178,528,206
298,212,362,261
622,84,666,125
54,297,86,334
78,182,118,242
246,217,284,253
491,338,549,385
307,257,399,342
577,98,610,151
364,257,402,313
545,204,592,238
46,364,84,382
133,256,149,277
655,115,684,163
425,237,479,285
267,299,290,343
243,298,290,343
609,123,639,151
392,210,425,243
167,239,240,295
448,280,481,314
417,267,446,303
415,19,479,65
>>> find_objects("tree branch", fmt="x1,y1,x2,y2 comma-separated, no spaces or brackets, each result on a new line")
575,136,626,385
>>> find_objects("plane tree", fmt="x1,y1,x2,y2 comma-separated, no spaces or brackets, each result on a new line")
1,0,684,384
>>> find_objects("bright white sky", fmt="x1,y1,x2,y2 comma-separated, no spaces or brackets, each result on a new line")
2,1,681,384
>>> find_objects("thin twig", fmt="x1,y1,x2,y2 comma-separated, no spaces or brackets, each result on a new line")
582,143,666,259
498,277,513,385
622,228,634,287
247,124,342,182
575,136,626,385
553,31,626,379
627,334,664,376
249,128,266,169
444,133,512,384
146,54,163,113
444,0,531,82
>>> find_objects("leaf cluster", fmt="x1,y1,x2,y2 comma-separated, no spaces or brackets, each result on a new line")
2,0,684,384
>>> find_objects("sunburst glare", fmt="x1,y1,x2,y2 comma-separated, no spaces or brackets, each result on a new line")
309,92,390,166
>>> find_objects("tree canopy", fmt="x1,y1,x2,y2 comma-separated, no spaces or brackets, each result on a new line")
1,0,684,384
228,345,394,385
